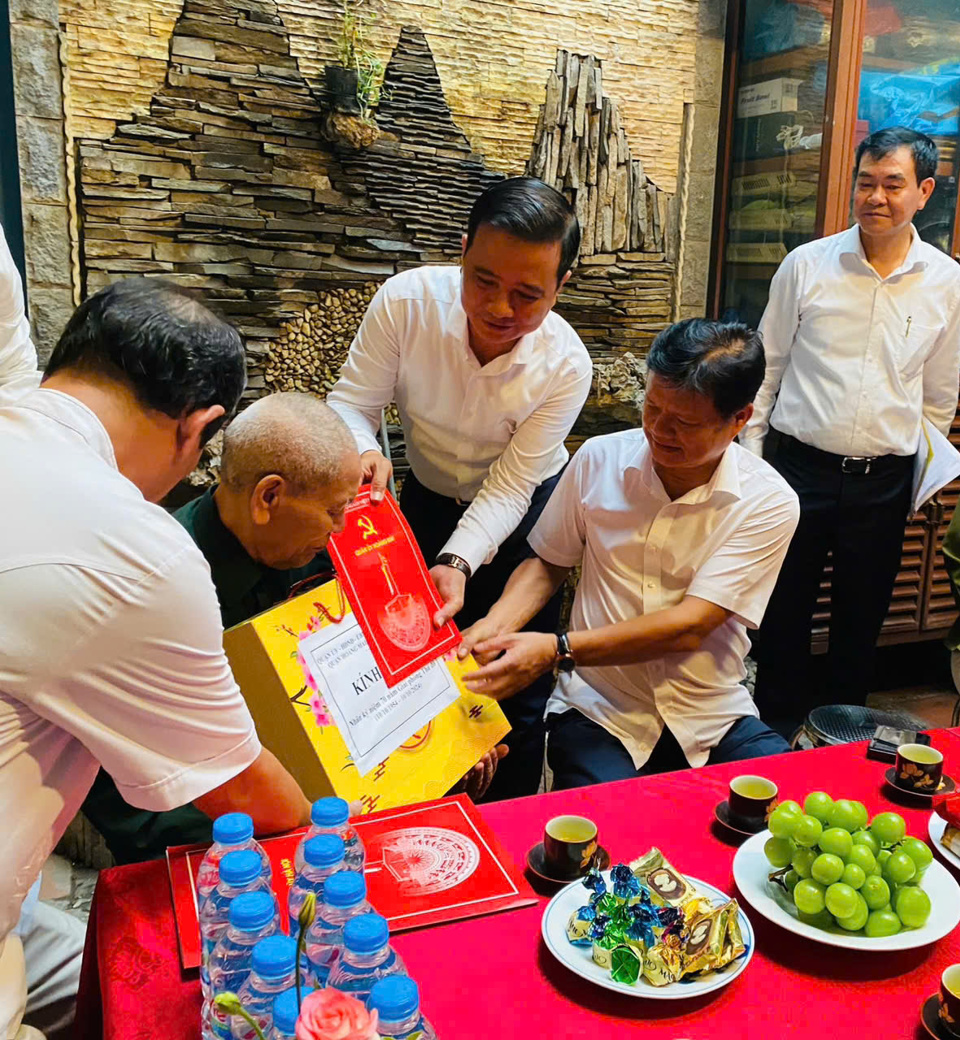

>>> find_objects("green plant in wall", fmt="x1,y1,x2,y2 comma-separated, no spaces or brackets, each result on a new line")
327,0,384,123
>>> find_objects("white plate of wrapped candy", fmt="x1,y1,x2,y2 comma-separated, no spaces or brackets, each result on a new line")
541,847,754,999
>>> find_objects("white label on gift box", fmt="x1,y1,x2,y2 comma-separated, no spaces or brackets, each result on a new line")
299,613,459,777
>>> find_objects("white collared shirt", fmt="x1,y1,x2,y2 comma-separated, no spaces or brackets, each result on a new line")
531,430,799,769
0,389,260,961
328,265,593,574
742,224,960,458
0,224,40,407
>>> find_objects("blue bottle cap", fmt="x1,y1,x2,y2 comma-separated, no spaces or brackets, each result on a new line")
273,987,311,1036
219,849,262,887
251,934,297,980
310,796,349,827
303,833,345,868
323,870,366,908
228,891,276,931
367,976,419,1022
343,912,389,954
212,812,254,845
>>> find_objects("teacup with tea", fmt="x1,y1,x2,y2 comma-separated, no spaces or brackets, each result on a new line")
895,743,943,793
543,815,599,879
728,775,778,830
940,963,960,1037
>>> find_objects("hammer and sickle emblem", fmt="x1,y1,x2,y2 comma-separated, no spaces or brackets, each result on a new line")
358,514,377,540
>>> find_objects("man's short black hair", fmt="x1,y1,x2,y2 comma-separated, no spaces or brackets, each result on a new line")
646,319,765,419
855,126,938,184
465,177,580,282
45,277,246,444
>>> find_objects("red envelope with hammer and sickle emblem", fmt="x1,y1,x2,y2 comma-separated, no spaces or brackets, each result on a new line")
327,487,461,686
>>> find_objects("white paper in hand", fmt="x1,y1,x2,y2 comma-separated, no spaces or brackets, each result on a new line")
298,613,459,777
912,417,960,514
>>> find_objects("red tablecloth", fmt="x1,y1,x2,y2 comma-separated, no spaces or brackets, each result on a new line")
75,730,960,1040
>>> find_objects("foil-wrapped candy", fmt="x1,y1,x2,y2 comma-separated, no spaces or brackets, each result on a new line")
642,940,683,986
681,899,746,975
565,904,597,947
610,863,641,901
630,848,696,907
610,944,642,985
583,867,607,899
592,931,618,969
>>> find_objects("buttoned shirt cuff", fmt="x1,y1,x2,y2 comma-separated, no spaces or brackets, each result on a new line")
437,529,492,578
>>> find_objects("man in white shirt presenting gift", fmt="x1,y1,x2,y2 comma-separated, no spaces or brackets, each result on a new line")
328,177,592,799
742,127,960,737
457,320,798,789
0,278,313,1037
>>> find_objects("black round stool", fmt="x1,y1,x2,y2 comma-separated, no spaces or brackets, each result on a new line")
792,704,929,750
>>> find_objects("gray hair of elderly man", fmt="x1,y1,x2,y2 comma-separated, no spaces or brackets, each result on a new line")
219,392,359,495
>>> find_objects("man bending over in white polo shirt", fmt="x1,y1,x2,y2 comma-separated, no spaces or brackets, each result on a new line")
458,319,799,788
0,279,312,1036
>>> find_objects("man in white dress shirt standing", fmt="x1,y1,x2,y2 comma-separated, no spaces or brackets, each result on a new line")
328,177,592,799
457,320,798,788
742,127,960,736
0,278,312,1037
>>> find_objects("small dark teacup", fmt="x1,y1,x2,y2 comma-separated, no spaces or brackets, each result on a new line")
543,815,599,878
939,964,960,1037
895,742,943,793
728,775,778,829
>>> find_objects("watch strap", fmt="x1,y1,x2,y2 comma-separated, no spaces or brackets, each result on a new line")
435,552,472,579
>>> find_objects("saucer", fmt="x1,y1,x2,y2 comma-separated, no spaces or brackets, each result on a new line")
921,993,955,1039
884,768,955,800
526,841,610,885
714,800,767,838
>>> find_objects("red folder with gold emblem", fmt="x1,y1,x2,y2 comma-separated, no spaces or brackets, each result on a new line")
166,795,536,970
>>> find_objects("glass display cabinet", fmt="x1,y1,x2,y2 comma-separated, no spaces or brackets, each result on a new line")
711,0,960,645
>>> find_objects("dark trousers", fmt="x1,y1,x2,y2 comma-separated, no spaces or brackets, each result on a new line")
753,430,914,737
547,709,791,790
399,470,564,800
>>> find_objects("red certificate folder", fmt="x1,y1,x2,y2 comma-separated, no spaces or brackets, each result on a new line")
326,488,460,687
166,795,536,970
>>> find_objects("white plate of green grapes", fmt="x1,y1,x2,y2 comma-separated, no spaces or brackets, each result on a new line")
731,793,960,951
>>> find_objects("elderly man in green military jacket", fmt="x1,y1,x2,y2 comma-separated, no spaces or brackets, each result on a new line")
83,393,505,863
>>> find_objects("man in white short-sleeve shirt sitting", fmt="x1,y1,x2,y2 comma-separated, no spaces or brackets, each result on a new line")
0,278,312,1035
458,320,800,788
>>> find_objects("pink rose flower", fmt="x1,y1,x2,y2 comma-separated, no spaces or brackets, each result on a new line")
295,989,379,1040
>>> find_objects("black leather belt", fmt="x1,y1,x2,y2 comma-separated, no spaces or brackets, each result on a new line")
773,429,911,476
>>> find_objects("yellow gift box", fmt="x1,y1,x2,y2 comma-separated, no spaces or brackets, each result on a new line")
223,579,510,814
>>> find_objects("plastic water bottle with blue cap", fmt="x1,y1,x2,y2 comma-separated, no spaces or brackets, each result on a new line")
207,891,281,1040
270,987,312,1040
230,934,298,1040
287,833,345,933
304,868,371,987
368,976,437,1040
296,797,365,873
326,912,406,1004
198,813,272,903
200,849,274,999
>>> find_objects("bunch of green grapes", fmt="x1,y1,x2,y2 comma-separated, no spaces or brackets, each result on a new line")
762,793,932,936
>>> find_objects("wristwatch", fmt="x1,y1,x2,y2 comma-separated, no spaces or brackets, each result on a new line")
555,631,576,673
435,552,472,580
